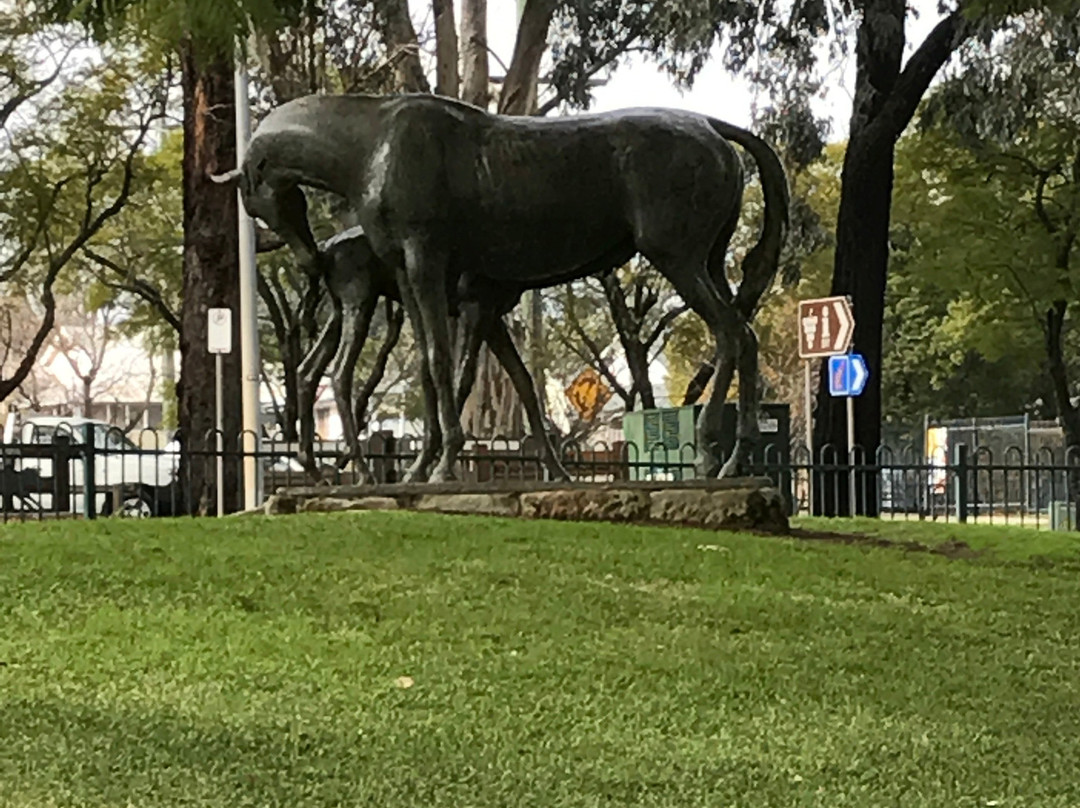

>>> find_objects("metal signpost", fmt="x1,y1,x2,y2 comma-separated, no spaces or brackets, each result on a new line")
798,296,857,510
208,308,232,517
827,353,870,510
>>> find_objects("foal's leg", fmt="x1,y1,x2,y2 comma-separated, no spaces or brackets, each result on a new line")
485,317,571,482
297,301,341,478
330,293,377,483
454,304,487,415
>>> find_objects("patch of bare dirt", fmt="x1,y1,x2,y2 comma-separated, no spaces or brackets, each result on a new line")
784,528,982,560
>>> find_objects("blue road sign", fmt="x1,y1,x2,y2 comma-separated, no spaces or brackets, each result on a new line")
828,353,870,397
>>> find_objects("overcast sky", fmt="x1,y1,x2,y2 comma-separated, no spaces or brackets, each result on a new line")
413,1,951,139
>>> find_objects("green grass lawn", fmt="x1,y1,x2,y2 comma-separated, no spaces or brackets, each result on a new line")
2,513,1080,807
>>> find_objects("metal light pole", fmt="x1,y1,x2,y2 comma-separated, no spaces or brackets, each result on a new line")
235,59,262,510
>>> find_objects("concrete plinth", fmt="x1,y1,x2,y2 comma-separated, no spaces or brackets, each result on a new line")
267,477,788,533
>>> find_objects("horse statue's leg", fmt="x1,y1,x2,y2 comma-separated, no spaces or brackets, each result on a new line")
485,316,571,482
645,254,742,478
718,319,761,478
402,240,463,482
395,263,442,484
402,364,442,483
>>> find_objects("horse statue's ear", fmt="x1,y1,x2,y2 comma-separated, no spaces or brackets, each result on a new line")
208,167,242,186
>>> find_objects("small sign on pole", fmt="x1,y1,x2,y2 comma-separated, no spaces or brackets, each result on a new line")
207,308,232,516
827,353,870,398
208,308,233,355
798,295,857,513
826,352,870,514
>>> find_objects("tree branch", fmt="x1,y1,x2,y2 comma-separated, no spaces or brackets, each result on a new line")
870,10,973,144
0,177,70,284
0,41,73,129
563,290,630,405
498,0,557,115
82,248,181,332
374,0,431,93
644,304,688,351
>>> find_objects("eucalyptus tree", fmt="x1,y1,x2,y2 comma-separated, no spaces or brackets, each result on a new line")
0,7,167,405
890,8,1080,445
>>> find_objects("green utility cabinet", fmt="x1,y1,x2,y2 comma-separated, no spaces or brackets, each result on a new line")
622,403,791,491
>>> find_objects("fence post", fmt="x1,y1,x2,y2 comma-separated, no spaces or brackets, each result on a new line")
953,442,969,523
82,421,96,520
53,434,71,514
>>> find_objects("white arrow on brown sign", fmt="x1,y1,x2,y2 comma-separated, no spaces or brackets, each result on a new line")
797,296,855,359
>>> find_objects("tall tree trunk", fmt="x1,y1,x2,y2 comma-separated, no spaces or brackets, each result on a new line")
461,319,526,439
498,0,556,115
461,0,557,441
376,0,430,93
460,0,489,108
814,133,895,514
177,45,242,514
626,344,655,410
432,0,459,97
1044,300,1080,515
813,5,969,515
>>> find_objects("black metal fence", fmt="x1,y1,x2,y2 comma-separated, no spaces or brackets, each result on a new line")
2,420,1078,531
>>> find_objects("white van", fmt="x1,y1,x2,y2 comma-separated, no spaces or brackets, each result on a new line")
1,412,179,517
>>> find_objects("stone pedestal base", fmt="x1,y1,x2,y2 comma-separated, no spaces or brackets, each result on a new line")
265,477,788,534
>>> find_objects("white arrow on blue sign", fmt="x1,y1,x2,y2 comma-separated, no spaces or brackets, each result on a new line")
828,353,870,397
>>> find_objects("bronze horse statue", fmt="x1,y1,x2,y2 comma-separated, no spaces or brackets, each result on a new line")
216,93,788,481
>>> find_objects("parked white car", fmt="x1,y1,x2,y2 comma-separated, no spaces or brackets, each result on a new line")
2,413,179,517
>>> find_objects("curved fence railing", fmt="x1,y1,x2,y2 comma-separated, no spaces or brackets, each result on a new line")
2,423,1079,529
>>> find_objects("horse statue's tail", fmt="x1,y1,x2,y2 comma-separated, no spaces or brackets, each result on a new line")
706,118,790,316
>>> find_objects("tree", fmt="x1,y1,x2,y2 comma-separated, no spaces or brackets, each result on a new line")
0,16,166,406
49,0,308,512
880,246,1056,433
549,261,686,414
888,10,1080,444
30,294,159,424
786,0,1070,514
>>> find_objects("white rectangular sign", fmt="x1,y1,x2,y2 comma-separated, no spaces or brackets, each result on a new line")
208,308,233,354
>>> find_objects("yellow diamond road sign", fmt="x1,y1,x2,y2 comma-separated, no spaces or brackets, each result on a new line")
565,368,612,422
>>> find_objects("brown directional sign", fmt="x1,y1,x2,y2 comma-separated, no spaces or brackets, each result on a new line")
798,296,854,358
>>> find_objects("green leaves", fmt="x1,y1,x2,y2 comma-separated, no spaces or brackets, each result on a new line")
46,0,308,58
885,6,1080,425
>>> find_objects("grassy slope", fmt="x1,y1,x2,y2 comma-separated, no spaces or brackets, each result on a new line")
1,513,1079,807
